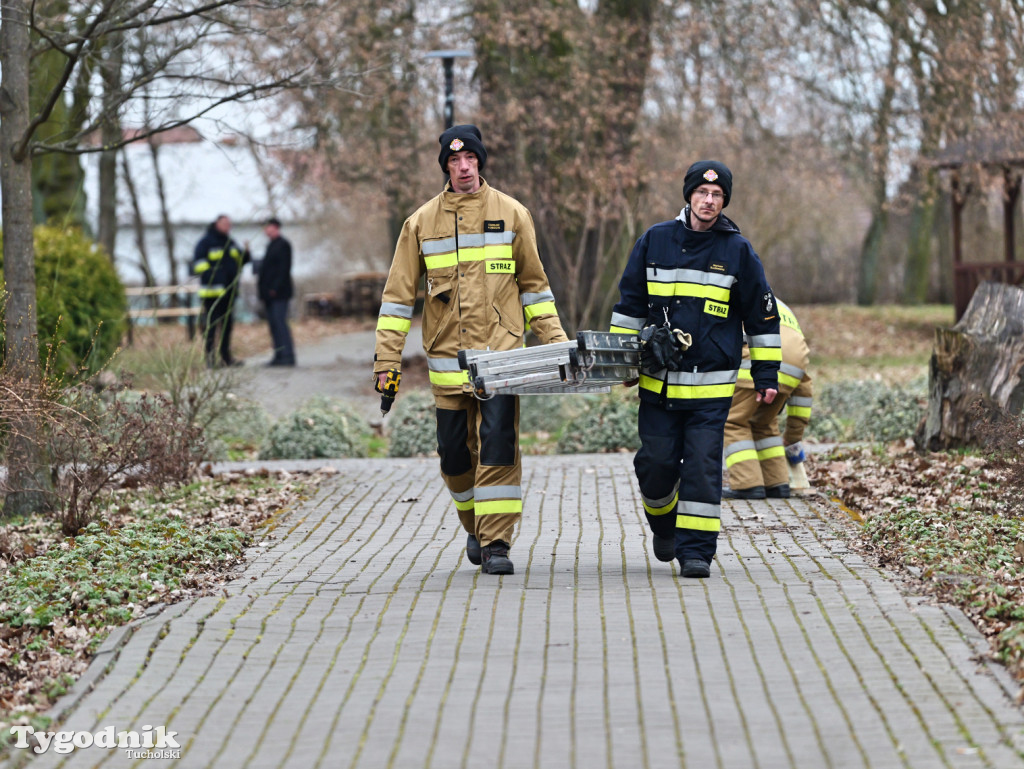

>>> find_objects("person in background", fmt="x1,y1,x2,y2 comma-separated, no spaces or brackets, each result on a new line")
192,214,250,368
373,124,567,576
723,297,812,499
610,160,780,579
258,217,296,367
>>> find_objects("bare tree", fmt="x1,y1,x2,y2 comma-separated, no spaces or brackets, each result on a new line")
0,0,340,517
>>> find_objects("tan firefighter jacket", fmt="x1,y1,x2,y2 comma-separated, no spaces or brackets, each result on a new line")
374,179,567,394
736,298,813,444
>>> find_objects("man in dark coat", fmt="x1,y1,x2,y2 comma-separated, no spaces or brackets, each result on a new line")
257,217,296,366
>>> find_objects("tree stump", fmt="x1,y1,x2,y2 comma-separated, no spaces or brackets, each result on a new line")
915,281,1024,451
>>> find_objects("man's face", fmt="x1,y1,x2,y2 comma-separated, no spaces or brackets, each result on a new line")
264,224,280,239
215,216,231,234
447,151,481,194
688,184,725,224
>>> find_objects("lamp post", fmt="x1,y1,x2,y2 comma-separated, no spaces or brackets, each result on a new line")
424,50,472,129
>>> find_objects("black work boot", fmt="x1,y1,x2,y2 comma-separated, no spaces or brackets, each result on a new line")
680,558,711,579
481,541,514,575
466,534,482,565
722,485,766,500
652,533,676,562
766,484,791,499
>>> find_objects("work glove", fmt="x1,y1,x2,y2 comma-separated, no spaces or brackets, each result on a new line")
785,441,806,465
639,324,692,372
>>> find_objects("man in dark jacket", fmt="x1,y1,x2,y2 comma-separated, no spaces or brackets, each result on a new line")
192,214,250,367
610,160,780,579
257,217,296,366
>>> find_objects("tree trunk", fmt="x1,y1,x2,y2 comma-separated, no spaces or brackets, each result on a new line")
914,282,1024,451
0,0,57,518
97,35,124,259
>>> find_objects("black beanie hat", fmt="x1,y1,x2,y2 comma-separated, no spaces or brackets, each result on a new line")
683,160,733,208
438,124,487,174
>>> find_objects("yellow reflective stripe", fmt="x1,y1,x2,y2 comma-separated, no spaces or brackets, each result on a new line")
425,253,458,269
737,369,753,381
676,514,721,532
639,375,663,393
476,499,522,516
787,406,812,419
749,347,782,361
665,383,735,400
725,448,758,468
779,371,801,389
458,246,486,262
208,249,224,261
610,326,637,335
429,369,470,386
643,491,678,517
377,316,412,333
757,445,786,461
198,288,226,298
194,260,211,273
483,244,513,260
524,301,557,322
647,283,730,301
453,498,475,512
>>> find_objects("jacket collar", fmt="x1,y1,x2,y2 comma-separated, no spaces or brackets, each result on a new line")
441,178,490,210
676,205,741,235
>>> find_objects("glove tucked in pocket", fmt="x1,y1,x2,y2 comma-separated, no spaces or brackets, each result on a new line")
639,324,692,371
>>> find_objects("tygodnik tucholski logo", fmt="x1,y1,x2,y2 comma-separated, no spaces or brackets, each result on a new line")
8,724,181,758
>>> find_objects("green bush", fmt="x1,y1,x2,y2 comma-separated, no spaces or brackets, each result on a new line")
205,396,272,459
519,394,584,435
556,389,640,453
259,395,371,459
0,225,127,375
805,377,926,443
387,389,437,458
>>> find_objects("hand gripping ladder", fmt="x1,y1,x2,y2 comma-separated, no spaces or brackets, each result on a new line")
458,331,640,399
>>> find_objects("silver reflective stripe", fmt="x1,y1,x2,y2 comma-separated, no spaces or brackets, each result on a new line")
748,333,781,348
520,291,555,306
476,485,522,501
678,500,721,519
665,369,738,385
422,237,457,255
780,362,805,380
611,312,645,331
754,436,784,451
642,482,679,510
485,231,516,245
724,440,756,459
451,488,475,502
379,302,414,318
645,267,736,289
427,357,462,372
739,360,752,370
788,396,813,408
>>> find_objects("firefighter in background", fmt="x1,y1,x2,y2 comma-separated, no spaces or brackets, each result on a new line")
610,160,780,579
373,124,567,576
723,298,813,499
192,214,251,368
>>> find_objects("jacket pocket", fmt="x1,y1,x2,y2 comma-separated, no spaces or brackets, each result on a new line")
493,301,524,337
424,267,458,350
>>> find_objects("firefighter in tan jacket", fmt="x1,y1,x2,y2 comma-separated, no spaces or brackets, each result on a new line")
723,298,813,499
374,124,567,575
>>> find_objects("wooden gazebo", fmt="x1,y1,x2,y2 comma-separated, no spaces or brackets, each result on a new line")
930,125,1024,320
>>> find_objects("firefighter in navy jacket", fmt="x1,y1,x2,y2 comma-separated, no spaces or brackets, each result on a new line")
610,160,780,579
192,214,251,367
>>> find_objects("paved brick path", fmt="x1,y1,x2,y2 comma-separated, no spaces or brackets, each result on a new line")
7,454,1024,768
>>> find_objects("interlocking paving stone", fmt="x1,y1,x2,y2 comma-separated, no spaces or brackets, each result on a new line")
5,454,1024,769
